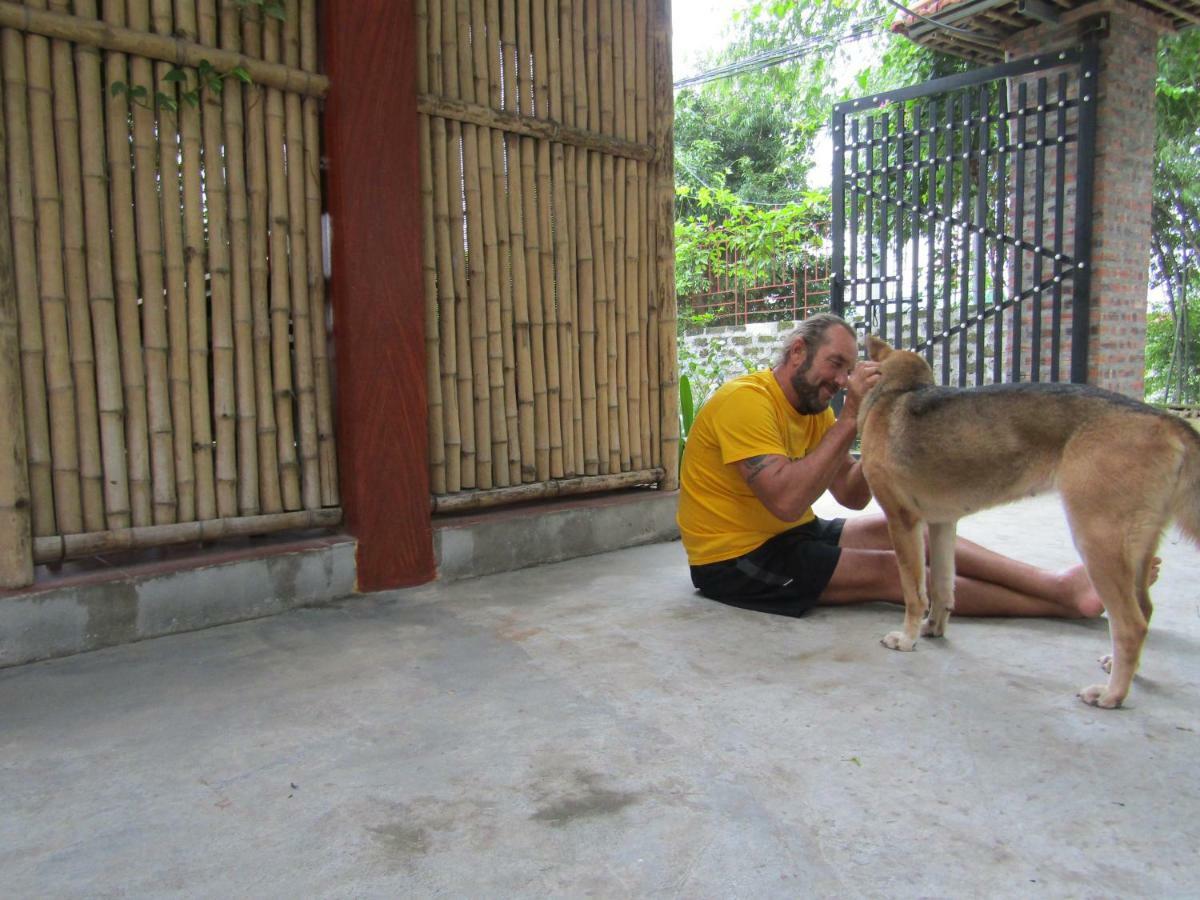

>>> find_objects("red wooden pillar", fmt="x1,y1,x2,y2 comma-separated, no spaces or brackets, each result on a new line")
323,0,435,589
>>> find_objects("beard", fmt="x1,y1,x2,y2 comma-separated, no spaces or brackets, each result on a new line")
790,355,839,414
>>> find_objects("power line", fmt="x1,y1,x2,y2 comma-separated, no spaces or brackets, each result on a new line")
880,0,1001,43
673,17,885,90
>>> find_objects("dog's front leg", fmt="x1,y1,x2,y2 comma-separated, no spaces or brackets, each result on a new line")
922,521,957,638
881,511,927,652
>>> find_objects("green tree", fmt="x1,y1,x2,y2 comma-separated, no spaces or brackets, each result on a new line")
1148,27,1200,403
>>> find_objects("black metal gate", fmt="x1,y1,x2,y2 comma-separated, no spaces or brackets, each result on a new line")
831,40,1099,386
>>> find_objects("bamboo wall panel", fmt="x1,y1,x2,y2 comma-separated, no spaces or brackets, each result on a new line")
0,0,340,577
418,0,677,507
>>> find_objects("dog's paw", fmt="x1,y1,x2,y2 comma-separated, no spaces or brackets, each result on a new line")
1098,654,1113,674
920,616,946,638
1078,683,1124,709
881,631,916,652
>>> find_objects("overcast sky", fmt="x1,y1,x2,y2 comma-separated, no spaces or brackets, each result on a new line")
671,0,745,79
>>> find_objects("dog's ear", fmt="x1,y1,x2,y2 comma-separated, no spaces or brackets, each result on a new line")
866,334,893,362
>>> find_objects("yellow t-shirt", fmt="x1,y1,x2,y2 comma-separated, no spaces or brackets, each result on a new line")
677,370,836,565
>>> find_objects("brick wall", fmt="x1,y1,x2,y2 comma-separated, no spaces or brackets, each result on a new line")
1003,0,1171,397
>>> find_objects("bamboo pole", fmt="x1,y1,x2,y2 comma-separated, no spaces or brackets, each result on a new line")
551,140,577,477
485,0,500,110
71,0,130,531
588,150,609,475
424,4,449,487
500,0,515,113
26,3,84,534
566,1,587,477
488,2,519,484
535,139,563,478
463,124,494,489
431,468,663,514
491,128,521,485
612,0,625,143
417,0,429,96
431,116,463,492
559,0,575,129
427,0,442,96
126,0,177,525
515,0,530,116
530,0,547,118
298,0,335,506
621,7,642,468
653,0,678,486
615,156,631,471
262,12,302,510
477,125,510,487
622,0,635,144
506,134,536,481
441,0,459,104
566,143,585,477
280,0,319,509
174,0,217,522
456,0,472,104
0,80,33,587
198,0,239,517
602,154,620,473
48,0,105,532
100,0,152,526
450,122,477,488
0,2,329,96
470,0,487,112
520,135,550,480
625,155,643,469
421,114,447,495
2,27,55,538
416,94,654,161
221,0,261,516
148,0,196,525
242,8,283,513
34,507,343,564
443,9,477,488
636,5,652,466
584,0,600,133
547,0,562,123
598,0,613,136
575,147,598,476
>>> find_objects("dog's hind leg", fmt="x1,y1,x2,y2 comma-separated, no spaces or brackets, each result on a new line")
921,521,957,638
880,507,928,652
1070,524,1151,709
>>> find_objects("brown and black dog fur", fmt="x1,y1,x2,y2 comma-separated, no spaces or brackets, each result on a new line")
858,335,1200,708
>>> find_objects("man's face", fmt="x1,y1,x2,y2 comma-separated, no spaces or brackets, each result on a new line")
790,328,858,414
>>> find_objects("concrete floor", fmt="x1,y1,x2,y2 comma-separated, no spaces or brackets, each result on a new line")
2,494,1199,898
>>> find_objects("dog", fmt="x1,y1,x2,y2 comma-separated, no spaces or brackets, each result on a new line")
857,335,1200,708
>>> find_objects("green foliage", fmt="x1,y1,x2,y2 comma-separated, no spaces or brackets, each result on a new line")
233,0,287,20
1145,303,1199,403
1150,28,1200,402
111,61,253,113
675,181,829,319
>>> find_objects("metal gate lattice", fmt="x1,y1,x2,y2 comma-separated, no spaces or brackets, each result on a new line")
831,40,1099,386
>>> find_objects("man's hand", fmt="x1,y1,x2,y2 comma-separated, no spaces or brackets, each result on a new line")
839,360,881,423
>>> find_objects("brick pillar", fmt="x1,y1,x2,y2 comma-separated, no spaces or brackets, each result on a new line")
1003,0,1171,397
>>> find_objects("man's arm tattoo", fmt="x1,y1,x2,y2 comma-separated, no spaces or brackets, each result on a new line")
741,454,774,483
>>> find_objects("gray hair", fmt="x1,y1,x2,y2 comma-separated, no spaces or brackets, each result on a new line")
777,313,856,366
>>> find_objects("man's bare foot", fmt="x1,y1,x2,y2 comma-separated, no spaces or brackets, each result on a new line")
1060,557,1162,618
1061,565,1104,618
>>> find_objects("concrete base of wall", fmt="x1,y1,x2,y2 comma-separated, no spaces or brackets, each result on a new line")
433,489,681,581
0,491,680,668
0,535,358,669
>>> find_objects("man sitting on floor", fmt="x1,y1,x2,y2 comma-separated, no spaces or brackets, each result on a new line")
678,312,1108,619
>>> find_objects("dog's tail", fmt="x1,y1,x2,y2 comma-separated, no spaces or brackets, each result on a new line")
1173,420,1200,546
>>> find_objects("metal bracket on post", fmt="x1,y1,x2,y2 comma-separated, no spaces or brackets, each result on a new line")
1017,0,1061,25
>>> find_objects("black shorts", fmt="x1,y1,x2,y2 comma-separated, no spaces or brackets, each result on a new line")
689,517,846,618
